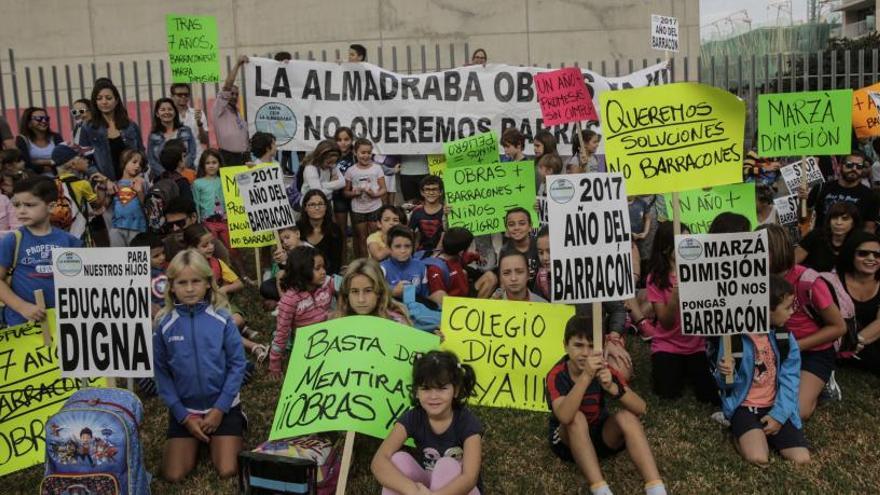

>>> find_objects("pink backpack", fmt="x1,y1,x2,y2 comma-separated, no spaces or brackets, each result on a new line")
795,267,860,358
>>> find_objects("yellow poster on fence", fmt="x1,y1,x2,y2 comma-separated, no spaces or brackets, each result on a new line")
220,164,277,248
600,82,745,195
440,297,574,412
0,311,106,477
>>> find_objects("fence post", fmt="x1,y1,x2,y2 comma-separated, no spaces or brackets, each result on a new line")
51,66,61,132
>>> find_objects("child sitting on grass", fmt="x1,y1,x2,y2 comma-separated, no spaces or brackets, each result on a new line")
368,205,406,261
546,315,666,495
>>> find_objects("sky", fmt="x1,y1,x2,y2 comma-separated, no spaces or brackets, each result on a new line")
701,0,813,40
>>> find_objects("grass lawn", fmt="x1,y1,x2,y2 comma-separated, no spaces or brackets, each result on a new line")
7,280,880,494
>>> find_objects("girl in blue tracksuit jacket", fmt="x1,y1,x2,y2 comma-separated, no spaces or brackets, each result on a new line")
153,248,248,482
708,274,811,466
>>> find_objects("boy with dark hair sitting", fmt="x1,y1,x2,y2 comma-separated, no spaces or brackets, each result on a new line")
546,315,666,495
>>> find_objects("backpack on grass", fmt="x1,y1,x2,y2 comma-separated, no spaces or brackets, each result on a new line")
41,388,150,495
240,435,341,495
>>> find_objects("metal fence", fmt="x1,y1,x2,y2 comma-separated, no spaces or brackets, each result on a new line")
2,45,879,151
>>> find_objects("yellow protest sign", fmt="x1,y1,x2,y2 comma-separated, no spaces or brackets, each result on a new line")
440,297,574,412
601,82,745,195
427,154,446,179
852,82,880,139
0,311,106,477
220,164,277,248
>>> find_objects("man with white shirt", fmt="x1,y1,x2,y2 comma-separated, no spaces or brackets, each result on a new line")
169,83,209,162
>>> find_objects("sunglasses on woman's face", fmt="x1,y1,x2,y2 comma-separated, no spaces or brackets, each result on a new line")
31,116,50,123
70,109,87,116
856,249,880,259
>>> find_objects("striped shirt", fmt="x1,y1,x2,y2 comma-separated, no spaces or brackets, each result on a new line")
269,277,334,373
545,356,626,434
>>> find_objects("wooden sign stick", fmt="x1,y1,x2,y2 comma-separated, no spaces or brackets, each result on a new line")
335,430,356,495
671,192,682,235
592,302,603,353
799,157,809,219
255,248,262,285
723,335,734,384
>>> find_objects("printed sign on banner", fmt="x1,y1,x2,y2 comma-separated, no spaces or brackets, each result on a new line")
663,183,757,234
221,165,277,248
428,154,446,178
444,161,538,236
675,231,770,336
546,173,635,303
650,15,680,52
775,194,799,225
0,313,106,476
53,247,153,378
440,297,574,411
757,90,852,157
442,131,499,169
852,82,880,138
534,67,598,126
245,58,671,155
269,316,439,441
166,14,220,83
779,157,824,194
601,82,746,195
235,164,296,233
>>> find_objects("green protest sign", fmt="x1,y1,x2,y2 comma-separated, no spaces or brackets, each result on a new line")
757,89,852,157
442,131,499,168
166,14,220,83
663,182,757,234
270,316,439,441
444,161,538,236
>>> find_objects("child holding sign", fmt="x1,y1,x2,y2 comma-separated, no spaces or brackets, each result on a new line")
0,176,82,326
710,274,810,465
546,316,666,495
153,249,248,482
268,245,334,380
372,350,482,495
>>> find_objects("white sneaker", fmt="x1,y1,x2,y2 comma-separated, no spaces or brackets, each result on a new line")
822,371,842,401
710,411,730,427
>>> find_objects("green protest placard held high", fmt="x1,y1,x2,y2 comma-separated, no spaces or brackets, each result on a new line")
270,316,440,441
166,14,220,83
442,131,499,168
758,90,853,157
444,161,538,236
663,183,757,234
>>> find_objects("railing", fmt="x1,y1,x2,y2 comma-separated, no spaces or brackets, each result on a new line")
843,19,874,39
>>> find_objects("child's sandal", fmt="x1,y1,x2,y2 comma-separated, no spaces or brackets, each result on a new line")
241,326,260,339
251,344,269,364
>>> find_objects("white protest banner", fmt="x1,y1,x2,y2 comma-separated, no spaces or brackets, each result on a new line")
245,58,670,155
53,248,153,378
675,231,770,336
774,194,799,225
779,157,823,194
235,164,296,232
651,15,679,52
546,173,635,303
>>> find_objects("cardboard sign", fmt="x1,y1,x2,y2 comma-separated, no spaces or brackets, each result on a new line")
52,248,152,378
269,316,439,441
651,15,679,52
546,173,635,303
444,161,538,236
774,194,799,225
442,131,499,169
427,154,446,178
852,82,880,138
166,14,220,83
0,313,105,476
440,297,574,411
221,165,277,248
663,183,757,234
534,67,598,126
757,90,852,157
675,231,770,336
235,164,296,233
779,157,824,194
601,82,745,195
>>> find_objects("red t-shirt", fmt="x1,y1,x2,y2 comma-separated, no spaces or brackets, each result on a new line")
427,256,469,297
785,264,835,351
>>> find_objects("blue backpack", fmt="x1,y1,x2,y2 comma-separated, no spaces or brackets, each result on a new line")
41,388,150,495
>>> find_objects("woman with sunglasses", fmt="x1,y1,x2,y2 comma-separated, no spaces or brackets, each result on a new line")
70,99,92,145
15,107,63,176
804,152,879,233
79,79,144,182
147,97,197,180
838,231,880,374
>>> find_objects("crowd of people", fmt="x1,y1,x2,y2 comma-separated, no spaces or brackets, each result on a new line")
2,45,879,495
